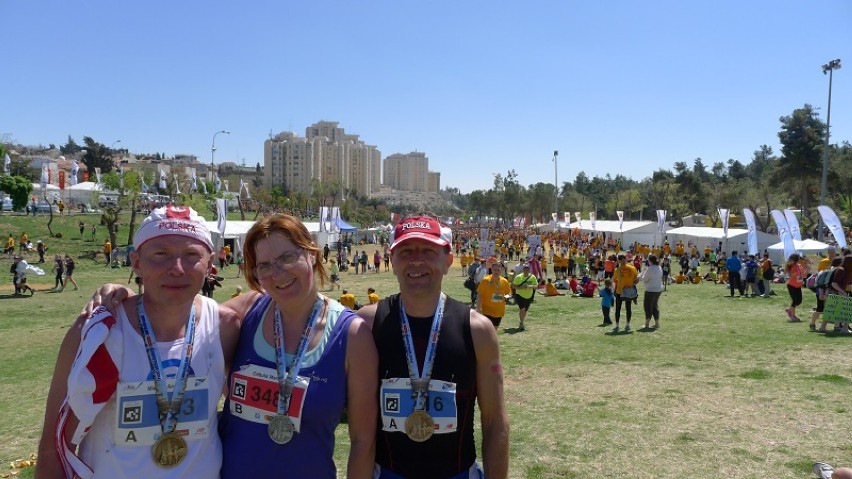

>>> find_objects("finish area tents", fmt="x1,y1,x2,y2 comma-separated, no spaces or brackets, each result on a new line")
564,220,664,247
664,227,777,255
767,238,830,264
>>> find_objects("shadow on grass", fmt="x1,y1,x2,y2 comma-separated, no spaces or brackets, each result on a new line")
503,327,526,335
605,329,633,336
0,293,36,299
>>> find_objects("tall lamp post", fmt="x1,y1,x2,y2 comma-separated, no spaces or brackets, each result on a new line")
552,150,559,221
211,130,230,179
818,59,841,241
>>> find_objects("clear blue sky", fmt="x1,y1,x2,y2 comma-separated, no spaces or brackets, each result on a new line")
4,0,850,193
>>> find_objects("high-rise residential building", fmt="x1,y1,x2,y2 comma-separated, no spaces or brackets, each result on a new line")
383,152,439,193
264,121,380,197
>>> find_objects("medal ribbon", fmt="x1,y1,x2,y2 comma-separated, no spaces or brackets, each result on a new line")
273,296,325,417
399,294,445,411
136,297,197,435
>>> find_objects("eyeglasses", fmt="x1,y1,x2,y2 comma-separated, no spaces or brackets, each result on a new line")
253,248,305,278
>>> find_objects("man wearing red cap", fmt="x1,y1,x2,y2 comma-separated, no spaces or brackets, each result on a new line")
359,215,509,479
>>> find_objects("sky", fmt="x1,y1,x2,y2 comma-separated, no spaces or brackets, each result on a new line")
3,1,850,194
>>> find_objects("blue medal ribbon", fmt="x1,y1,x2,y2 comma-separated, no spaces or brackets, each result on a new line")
136,297,197,435
273,296,326,417
399,294,445,411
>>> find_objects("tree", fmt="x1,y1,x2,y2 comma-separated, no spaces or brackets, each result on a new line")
0,175,33,211
776,104,826,217
60,135,81,155
81,137,115,173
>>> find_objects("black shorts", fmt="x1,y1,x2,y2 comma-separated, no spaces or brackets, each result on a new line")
484,315,502,328
515,294,533,310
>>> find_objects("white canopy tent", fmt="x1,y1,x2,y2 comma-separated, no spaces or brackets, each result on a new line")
664,226,777,256
767,238,830,264
64,181,106,205
562,220,665,247
205,220,324,259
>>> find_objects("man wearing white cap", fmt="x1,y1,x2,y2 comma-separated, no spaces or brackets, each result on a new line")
36,206,240,478
358,214,509,479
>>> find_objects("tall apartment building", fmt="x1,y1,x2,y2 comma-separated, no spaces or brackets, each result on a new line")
264,121,380,197
383,152,440,193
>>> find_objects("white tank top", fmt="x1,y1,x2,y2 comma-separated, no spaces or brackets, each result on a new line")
79,296,224,478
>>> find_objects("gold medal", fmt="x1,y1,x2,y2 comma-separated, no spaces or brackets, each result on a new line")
404,410,435,442
268,415,296,444
152,432,188,468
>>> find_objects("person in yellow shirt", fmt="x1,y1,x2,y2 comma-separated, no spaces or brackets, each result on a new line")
19,232,29,253
102,239,112,266
338,289,358,310
367,287,380,304
459,249,471,276
5,234,14,257
612,254,638,333
675,272,687,284
476,260,513,328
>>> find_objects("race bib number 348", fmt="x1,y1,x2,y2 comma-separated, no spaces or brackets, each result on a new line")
228,364,308,432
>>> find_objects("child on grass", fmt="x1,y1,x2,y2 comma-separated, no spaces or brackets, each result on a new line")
599,278,614,326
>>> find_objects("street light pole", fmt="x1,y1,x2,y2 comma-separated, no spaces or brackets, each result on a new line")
553,150,559,220
818,59,841,241
211,130,230,179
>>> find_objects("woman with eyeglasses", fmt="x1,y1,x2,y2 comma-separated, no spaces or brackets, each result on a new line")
218,213,378,478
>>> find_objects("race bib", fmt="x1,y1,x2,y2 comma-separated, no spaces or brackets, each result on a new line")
228,364,308,432
491,293,504,303
115,376,210,446
380,377,458,435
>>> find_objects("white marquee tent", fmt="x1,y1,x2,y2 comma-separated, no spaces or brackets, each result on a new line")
767,238,830,264
563,220,666,246
205,220,327,258
664,226,777,255
64,181,106,205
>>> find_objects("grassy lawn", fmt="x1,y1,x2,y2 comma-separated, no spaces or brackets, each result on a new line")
1,211,850,478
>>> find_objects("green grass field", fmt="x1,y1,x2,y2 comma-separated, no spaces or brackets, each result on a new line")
1,211,850,479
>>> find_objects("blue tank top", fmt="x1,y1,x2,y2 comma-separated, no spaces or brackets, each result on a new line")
219,294,353,478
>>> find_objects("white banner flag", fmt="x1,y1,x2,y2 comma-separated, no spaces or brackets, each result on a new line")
158,169,167,191
783,209,802,241
214,174,221,193
742,208,758,256
216,198,227,237
94,167,102,187
240,178,251,199
656,210,667,233
771,209,795,261
3,153,10,175
617,210,624,231
70,161,79,186
818,205,847,249
574,212,582,228
173,174,181,195
589,212,596,231
319,206,330,233
191,169,198,192
41,164,49,191
718,208,730,238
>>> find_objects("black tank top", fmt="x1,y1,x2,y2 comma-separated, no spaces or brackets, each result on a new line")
373,294,477,478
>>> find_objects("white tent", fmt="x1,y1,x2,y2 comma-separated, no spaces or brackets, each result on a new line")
206,221,255,259
767,238,830,264
64,181,105,205
205,220,324,258
563,220,665,247
664,226,777,255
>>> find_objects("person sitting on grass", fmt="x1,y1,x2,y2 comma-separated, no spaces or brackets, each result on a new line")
567,275,580,294
544,278,564,296
675,271,688,284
